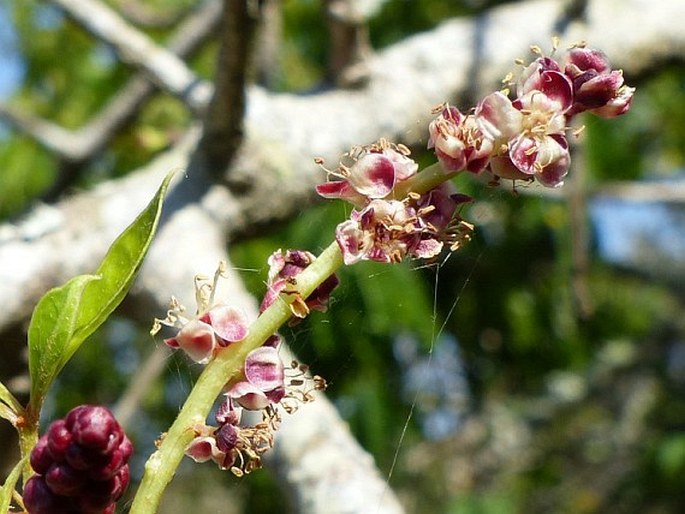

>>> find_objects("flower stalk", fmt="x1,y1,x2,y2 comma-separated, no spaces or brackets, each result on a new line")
129,242,343,513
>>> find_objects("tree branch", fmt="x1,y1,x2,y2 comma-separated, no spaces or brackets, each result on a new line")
199,0,260,175
3,0,685,378
50,0,212,113
0,0,222,166
324,0,384,86
114,0,199,29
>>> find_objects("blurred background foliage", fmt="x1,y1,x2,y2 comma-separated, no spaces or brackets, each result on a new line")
2,1,685,513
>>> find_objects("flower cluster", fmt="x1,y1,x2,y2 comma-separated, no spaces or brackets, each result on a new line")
430,43,634,188
184,335,326,475
24,405,132,514
153,258,332,475
315,139,418,206
335,185,473,265
316,43,633,264
316,138,474,264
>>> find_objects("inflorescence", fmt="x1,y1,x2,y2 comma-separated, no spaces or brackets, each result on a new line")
149,41,633,479
317,42,633,264
24,405,132,514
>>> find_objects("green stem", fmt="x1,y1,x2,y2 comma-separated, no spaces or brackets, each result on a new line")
129,242,343,513
17,416,39,485
130,158,457,511
391,161,461,199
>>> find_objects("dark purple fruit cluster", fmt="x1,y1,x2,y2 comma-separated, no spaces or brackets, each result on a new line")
24,405,132,514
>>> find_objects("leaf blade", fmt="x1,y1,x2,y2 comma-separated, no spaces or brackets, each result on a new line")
72,171,175,344
0,455,28,514
27,274,101,410
27,171,176,412
0,380,24,425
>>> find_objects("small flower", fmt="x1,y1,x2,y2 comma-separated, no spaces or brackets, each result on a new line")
152,262,250,364
184,351,326,476
476,80,572,187
428,105,493,173
335,193,472,265
564,46,635,118
161,303,249,364
227,346,286,410
316,140,418,205
260,249,339,319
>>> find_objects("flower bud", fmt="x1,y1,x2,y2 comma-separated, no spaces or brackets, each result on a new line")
25,405,132,514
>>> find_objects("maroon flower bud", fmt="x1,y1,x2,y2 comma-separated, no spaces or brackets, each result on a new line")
215,423,239,453
45,463,85,496
564,47,634,118
70,406,122,453
26,405,133,514
65,441,108,470
111,464,131,501
30,436,54,475
46,419,72,461
22,475,71,514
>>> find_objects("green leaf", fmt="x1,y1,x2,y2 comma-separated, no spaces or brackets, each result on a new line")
27,172,176,411
72,171,175,344
28,274,100,410
0,455,28,514
0,381,24,425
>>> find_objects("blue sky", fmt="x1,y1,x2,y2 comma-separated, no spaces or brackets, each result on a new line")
590,187,685,270
0,3,24,100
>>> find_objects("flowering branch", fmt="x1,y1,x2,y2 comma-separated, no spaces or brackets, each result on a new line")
128,41,635,512
130,242,343,512
9,41,634,513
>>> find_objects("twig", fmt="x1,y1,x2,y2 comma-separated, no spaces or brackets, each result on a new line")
1,0,222,196
50,0,212,113
199,0,260,176
114,0,196,29
325,0,383,86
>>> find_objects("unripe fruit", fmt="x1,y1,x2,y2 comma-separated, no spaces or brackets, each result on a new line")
25,405,133,514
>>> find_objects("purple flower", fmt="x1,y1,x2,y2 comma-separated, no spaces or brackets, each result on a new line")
564,47,635,118
260,249,338,319
184,343,326,475
428,105,493,173
227,346,286,410
476,75,573,188
335,192,472,265
316,141,418,205
163,303,249,364
152,262,250,364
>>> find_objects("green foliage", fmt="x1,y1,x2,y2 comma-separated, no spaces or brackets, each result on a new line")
0,380,22,423
0,455,28,513
0,137,56,219
448,491,518,514
586,67,685,182
28,274,101,413
0,3,193,220
26,171,174,413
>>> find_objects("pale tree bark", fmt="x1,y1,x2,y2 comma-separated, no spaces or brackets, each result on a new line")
1,0,685,513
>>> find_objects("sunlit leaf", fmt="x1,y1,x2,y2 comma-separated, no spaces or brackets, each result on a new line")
28,274,100,411
27,172,175,412
71,171,175,344
0,455,28,514
0,380,24,425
